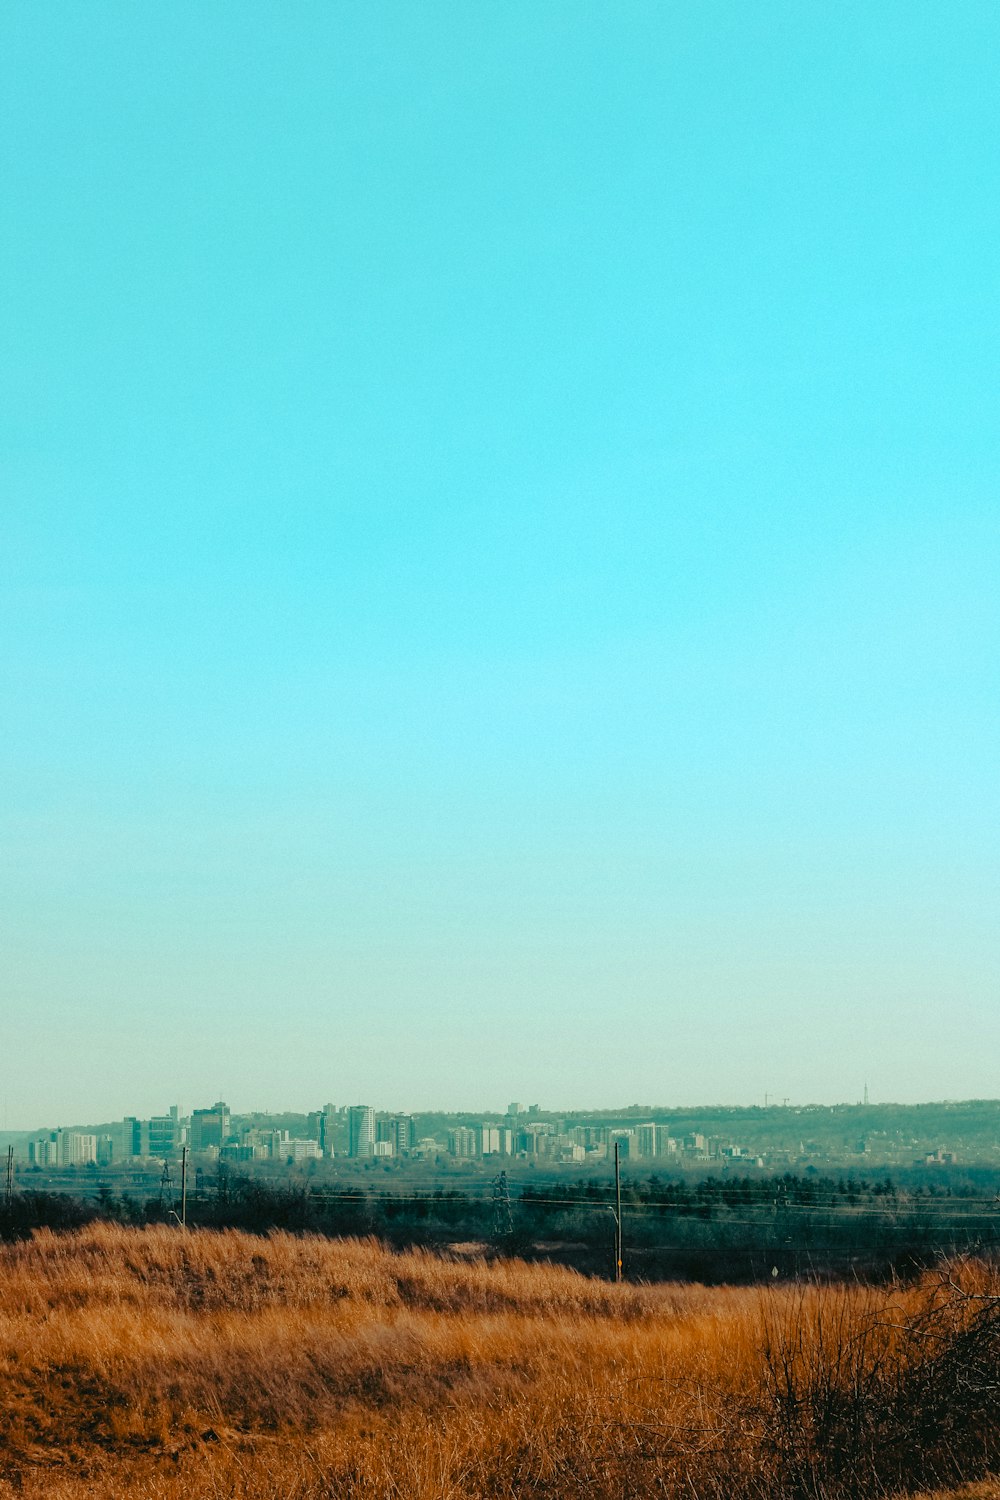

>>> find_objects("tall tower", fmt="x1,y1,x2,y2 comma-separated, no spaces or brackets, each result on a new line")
319,1103,337,1157
347,1105,375,1158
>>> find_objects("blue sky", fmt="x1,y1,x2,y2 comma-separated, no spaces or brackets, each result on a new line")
2,4,998,1127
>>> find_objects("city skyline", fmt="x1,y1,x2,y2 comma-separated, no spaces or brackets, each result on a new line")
12,1092,1000,1179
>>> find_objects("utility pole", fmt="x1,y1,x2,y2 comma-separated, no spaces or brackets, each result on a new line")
180,1146,188,1228
614,1141,623,1283
4,1145,13,1207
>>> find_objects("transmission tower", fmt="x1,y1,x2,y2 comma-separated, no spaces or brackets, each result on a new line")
491,1170,513,1240
159,1159,173,1209
4,1145,13,1207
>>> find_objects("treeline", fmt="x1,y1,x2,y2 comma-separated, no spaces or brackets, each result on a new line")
522,1171,902,1210
518,1172,1000,1280
4,1172,1000,1283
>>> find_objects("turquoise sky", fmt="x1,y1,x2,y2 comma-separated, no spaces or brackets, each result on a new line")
3,4,998,1128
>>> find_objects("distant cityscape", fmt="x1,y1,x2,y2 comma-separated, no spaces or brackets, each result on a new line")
25,1103,722,1170
13,1096,1000,1177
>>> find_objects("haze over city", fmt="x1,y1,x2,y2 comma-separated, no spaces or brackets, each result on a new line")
3,4,999,1131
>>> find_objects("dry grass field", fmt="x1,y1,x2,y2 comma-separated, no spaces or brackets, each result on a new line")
0,1225,999,1498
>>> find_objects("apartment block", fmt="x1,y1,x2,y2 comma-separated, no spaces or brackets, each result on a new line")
447,1126,478,1158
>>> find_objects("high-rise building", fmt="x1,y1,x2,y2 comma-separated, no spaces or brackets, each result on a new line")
480,1125,513,1156
377,1115,413,1157
148,1112,181,1157
122,1117,142,1158
42,1130,97,1167
307,1103,338,1157
191,1101,231,1153
120,1107,184,1160
447,1126,478,1158
347,1105,375,1158
28,1133,58,1167
608,1128,635,1160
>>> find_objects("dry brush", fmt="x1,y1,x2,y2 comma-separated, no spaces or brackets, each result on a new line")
0,1225,999,1498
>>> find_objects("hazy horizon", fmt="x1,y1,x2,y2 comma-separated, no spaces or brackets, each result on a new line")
3,4,998,1131
8,1090,1000,1141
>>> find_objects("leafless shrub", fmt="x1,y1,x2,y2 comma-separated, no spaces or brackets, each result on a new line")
755,1259,1000,1497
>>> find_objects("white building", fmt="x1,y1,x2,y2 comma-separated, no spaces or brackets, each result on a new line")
30,1130,97,1167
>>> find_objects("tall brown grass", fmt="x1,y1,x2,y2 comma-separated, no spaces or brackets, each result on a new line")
0,1225,998,1498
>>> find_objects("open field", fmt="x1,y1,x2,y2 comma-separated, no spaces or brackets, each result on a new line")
2,1227,1000,1498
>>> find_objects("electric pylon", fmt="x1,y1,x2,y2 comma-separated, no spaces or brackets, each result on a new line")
491,1170,513,1240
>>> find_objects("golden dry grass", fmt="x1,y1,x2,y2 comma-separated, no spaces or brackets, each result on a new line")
0,1224,996,1498
910,1489,1000,1500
